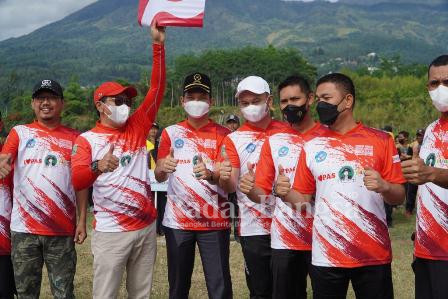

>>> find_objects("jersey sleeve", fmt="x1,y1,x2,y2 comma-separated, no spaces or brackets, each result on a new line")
157,129,172,160
380,135,406,184
254,139,275,195
1,128,20,163
71,136,99,191
221,137,240,168
292,149,316,194
129,44,166,133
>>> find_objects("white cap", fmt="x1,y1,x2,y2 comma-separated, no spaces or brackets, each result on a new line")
235,76,270,98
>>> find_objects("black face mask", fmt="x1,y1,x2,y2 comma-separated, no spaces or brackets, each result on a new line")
282,104,307,124
316,98,345,126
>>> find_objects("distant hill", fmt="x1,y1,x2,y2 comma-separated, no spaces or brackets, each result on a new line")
0,0,446,88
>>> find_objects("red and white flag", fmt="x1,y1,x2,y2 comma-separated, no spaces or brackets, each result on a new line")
138,0,206,28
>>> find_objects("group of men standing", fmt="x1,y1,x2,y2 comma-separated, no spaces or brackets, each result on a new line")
0,20,447,299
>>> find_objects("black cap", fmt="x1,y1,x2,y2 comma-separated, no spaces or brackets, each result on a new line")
152,122,160,129
225,114,240,123
416,128,425,136
32,79,63,98
183,73,211,95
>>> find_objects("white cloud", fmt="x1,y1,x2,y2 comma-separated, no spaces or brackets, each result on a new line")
0,0,97,41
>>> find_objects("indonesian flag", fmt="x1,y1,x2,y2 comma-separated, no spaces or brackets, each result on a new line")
138,0,206,27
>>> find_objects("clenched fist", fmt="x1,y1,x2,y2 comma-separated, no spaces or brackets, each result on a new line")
363,166,389,193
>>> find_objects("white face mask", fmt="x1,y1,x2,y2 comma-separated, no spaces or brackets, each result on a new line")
429,85,448,112
241,102,268,123
105,103,130,125
184,101,210,118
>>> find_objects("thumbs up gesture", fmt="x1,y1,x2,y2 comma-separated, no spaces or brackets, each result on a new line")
162,148,178,174
0,153,12,179
98,144,119,173
219,146,232,182
363,166,388,193
193,153,211,180
274,165,291,198
239,162,256,195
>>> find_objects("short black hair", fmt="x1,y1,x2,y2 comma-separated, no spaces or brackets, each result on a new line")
398,131,409,138
383,125,393,133
316,73,356,108
428,55,448,77
278,75,312,96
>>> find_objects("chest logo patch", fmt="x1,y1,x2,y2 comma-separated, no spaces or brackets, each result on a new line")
315,151,327,163
174,138,184,149
120,155,132,167
278,146,289,157
26,138,36,149
425,153,436,167
338,166,354,182
44,154,58,167
246,143,256,153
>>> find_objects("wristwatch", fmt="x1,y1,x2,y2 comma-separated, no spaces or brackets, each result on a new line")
91,160,100,173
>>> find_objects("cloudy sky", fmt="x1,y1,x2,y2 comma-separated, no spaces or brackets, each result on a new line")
0,0,338,42
0,0,98,41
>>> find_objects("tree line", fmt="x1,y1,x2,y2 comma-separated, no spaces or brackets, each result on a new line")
0,46,436,139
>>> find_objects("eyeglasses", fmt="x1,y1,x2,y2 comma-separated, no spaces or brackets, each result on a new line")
105,96,132,107
34,95,61,102
427,79,448,90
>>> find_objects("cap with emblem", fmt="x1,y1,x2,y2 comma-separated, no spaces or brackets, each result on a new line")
183,73,212,95
235,76,270,98
416,128,425,136
32,79,64,99
93,82,138,103
225,114,240,123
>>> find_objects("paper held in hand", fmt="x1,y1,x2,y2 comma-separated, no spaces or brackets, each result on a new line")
138,0,206,27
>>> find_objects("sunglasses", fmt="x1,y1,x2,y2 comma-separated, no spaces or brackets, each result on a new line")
105,96,132,107
427,79,448,90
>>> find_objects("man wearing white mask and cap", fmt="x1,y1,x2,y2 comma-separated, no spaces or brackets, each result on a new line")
219,76,287,298
155,72,232,299
402,54,448,299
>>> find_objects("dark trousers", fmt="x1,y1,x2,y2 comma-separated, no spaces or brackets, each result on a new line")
228,193,239,242
310,263,393,299
271,249,311,299
384,202,393,227
156,191,167,235
406,183,418,213
240,235,272,299
164,227,232,299
0,255,16,299
413,257,448,299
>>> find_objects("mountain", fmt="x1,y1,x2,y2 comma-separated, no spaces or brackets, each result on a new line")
0,0,447,88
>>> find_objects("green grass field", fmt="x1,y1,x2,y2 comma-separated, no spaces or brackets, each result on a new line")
39,207,416,298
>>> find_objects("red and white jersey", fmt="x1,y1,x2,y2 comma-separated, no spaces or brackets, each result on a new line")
223,120,287,236
0,141,13,255
71,44,165,233
415,118,448,260
0,176,12,255
255,123,326,250
1,122,79,236
158,120,231,231
293,123,405,268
